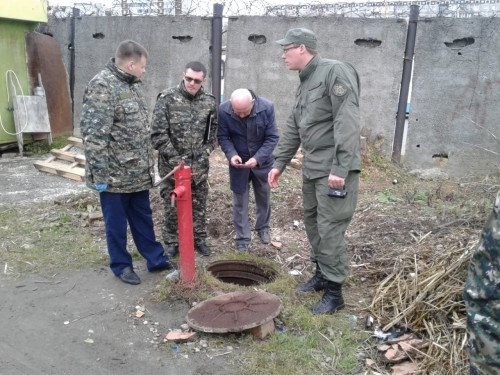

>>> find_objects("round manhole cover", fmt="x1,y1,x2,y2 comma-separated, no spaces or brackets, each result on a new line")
186,291,282,333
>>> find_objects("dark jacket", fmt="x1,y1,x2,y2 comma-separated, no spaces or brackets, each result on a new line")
217,91,279,194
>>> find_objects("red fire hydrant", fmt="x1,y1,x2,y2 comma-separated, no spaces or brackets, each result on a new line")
169,162,195,282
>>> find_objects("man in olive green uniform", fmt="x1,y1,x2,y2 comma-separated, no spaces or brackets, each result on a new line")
269,28,361,314
151,61,217,257
81,40,175,285
464,191,500,375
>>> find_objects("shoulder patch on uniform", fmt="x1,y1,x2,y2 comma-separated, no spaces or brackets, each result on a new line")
332,83,347,97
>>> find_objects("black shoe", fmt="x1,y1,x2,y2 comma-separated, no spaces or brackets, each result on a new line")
149,261,177,273
165,245,179,258
237,244,249,252
310,281,345,315
196,243,211,256
295,264,328,292
118,266,141,285
258,230,270,244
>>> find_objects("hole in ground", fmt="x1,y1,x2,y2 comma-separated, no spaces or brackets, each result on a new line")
207,259,278,286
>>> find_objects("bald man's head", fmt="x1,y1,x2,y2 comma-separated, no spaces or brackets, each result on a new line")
230,88,254,118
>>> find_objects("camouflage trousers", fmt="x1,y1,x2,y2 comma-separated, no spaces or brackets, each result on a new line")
464,191,500,375
160,178,208,246
466,300,500,375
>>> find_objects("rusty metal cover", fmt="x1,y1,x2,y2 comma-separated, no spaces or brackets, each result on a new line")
186,291,282,333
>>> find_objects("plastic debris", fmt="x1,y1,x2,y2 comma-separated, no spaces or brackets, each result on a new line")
374,326,390,341
365,315,374,328
166,269,180,280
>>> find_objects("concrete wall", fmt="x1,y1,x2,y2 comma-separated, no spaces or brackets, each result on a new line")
406,17,500,176
45,15,213,136
224,16,407,153
42,14,500,177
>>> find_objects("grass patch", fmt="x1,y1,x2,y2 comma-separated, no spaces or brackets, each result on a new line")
239,315,366,375
0,194,107,278
24,136,70,156
155,251,368,375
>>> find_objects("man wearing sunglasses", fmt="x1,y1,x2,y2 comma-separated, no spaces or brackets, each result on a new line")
268,28,362,315
151,61,218,258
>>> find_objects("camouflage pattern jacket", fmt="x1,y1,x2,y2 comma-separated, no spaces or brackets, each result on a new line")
151,81,217,184
80,58,154,193
464,191,500,374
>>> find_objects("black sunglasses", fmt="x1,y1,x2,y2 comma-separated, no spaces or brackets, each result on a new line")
184,76,203,85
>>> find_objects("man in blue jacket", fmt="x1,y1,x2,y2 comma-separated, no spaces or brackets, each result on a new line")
218,89,279,252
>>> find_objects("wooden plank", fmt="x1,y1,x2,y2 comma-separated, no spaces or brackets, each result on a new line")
50,149,85,164
33,160,85,182
67,136,83,148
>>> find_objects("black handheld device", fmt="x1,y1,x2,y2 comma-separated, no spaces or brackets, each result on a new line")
326,187,348,198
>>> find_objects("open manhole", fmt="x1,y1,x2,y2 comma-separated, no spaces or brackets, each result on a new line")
186,291,282,333
207,259,278,286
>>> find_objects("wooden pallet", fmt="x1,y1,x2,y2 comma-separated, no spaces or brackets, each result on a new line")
33,137,86,182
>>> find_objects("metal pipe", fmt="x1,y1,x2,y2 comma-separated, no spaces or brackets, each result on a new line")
211,4,223,106
392,5,419,163
70,7,79,122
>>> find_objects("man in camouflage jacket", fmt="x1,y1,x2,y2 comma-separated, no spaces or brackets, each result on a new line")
81,40,174,285
151,61,218,257
464,191,500,374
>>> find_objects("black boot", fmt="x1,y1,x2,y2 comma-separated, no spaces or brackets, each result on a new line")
310,281,345,315
295,263,328,292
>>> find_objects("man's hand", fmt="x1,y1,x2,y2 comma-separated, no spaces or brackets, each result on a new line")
243,157,258,169
230,155,243,167
328,174,345,189
95,183,108,193
268,168,282,188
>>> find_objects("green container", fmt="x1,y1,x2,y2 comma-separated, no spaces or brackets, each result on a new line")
0,19,37,145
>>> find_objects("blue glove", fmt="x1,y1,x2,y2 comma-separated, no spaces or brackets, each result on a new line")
95,183,107,193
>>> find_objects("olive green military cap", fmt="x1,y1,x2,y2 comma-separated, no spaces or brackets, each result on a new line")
276,28,317,49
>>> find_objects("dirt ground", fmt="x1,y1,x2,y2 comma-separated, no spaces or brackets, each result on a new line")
0,154,235,375
1,146,498,374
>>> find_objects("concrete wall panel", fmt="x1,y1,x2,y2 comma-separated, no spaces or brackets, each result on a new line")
405,18,500,176
43,16,213,135
43,14,500,177
224,16,407,154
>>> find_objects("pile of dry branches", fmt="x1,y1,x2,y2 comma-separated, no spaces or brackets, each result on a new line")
368,234,477,375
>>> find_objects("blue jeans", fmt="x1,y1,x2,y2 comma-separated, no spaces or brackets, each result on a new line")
99,190,168,275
